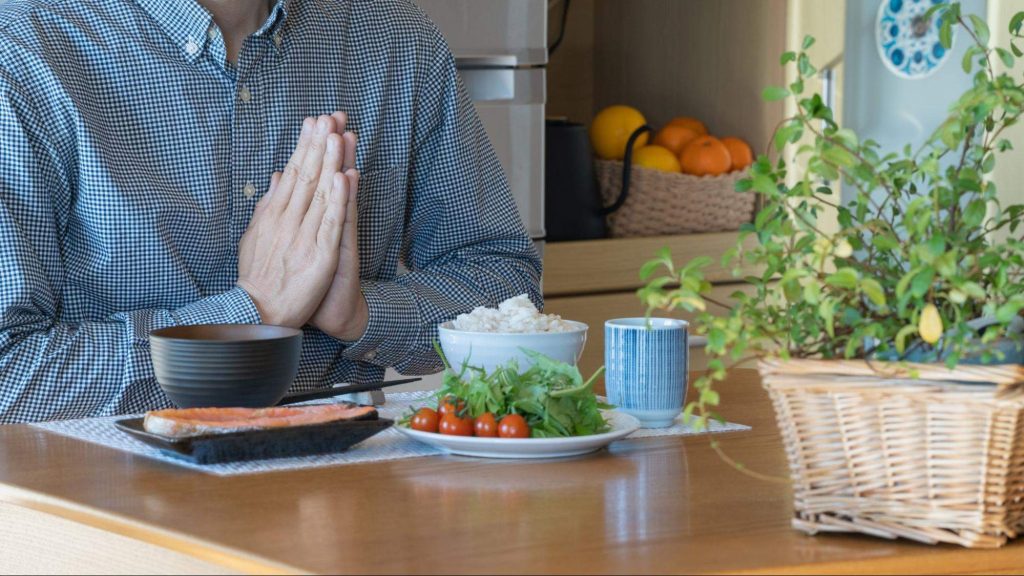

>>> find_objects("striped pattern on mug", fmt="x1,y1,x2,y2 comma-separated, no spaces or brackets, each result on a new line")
604,318,688,412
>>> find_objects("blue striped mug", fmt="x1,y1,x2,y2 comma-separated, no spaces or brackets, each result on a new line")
604,318,688,428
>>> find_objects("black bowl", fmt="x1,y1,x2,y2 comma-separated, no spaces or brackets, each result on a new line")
149,324,302,408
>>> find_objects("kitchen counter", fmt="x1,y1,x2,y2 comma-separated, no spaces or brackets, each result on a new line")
0,370,1021,575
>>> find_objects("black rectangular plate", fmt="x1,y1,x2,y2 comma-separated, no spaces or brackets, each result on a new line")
114,410,393,465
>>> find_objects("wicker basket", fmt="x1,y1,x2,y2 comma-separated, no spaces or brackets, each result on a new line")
759,358,1024,548
594,159,756,238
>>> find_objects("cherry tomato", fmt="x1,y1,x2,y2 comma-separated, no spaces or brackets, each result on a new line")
410,407,439,433
473,413,498,437
438,395,466,419
439,412,474,436
498,414,530,438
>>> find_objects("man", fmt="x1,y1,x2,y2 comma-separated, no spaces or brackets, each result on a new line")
0,0,542,423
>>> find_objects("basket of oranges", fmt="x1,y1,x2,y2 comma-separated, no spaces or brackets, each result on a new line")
590,105,757,238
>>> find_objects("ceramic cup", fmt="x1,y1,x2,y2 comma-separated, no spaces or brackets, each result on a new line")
604,318,688,428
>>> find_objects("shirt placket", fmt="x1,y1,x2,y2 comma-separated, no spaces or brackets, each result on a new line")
231,38,266,249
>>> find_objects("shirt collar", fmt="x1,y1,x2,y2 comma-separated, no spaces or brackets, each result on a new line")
134,0,293,63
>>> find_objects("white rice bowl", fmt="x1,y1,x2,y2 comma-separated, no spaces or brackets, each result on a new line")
439,295,587,373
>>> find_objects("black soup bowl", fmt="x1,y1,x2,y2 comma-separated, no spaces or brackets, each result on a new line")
149,324,302,408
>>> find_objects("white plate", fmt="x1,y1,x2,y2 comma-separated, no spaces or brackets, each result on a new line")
394,410,641,459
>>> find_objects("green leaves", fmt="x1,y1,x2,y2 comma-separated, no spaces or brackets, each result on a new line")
639,246,674,280
963,199,987,227
822,145,858,168
826,267,859,289
872,234,900,252
911,268,937,298
1010,11,1024,35
896,324,919,354
774,119,804,151
636,7,1024,466
940,17,955,50
996,47,1016,68
819,299,835,338
968,14,990,47
762,86,790,102
861,278,887,308
435,351,611,438
996,298,1024,322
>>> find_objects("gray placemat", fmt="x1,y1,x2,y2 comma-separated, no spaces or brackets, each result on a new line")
29,391,749,476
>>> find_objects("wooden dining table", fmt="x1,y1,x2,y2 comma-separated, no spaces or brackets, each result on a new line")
0,369,1021,575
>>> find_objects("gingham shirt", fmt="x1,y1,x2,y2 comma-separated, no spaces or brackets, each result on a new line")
0,0,542,423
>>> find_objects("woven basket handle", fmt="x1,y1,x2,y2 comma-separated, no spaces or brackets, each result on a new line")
601,125,653,216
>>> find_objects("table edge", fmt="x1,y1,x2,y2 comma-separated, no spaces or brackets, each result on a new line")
0,481,307,575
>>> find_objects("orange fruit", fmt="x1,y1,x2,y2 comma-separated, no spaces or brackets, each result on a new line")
667,117,708,136
653,124,702,156
679,136,733,177
720,137,753,171
632,145,681,173
590,105,648,160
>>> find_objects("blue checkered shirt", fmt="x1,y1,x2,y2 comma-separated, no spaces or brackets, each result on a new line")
0,0,542,423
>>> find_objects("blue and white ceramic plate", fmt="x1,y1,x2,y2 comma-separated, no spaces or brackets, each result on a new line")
877,0,954,79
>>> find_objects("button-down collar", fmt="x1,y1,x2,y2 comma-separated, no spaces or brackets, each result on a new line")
133,0,292,62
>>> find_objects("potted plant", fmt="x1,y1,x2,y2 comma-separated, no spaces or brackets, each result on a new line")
638,3,1024,548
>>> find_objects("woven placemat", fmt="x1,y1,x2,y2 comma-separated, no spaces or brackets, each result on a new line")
29,392,749,476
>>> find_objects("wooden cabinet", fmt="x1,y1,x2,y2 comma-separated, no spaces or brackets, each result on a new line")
545,284,754,379
542,232,757,378
543,1,784,379
548,0,788,154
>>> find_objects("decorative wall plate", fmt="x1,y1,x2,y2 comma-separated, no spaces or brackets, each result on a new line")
877,0,954,79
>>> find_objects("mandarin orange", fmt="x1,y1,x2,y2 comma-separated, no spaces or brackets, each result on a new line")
653,124,701,156
720,137,753,171
680,136,732,177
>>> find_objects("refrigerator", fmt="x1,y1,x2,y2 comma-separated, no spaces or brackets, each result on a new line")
415,0,548,247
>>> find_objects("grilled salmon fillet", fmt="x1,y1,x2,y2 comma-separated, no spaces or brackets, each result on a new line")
144,404,378,438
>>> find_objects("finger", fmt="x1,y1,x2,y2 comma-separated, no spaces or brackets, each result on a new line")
317,172,347,251
301,133,342,235
268,117,315,213
331,111,347,134
269,171,282,195
254,171,282,215
343,169,359,229
342,131,357,173
285,115,335,223
330,112,357,172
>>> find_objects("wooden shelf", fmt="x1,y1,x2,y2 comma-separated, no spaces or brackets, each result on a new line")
542,231,757,297
545,283,755,377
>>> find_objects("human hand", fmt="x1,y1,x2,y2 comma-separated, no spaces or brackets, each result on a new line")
309,113,368,341
236,115,351,328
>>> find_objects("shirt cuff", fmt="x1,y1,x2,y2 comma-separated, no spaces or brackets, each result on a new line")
341,280,419,366
171,286,263,326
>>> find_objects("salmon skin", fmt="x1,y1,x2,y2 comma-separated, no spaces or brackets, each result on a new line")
143,404,378,439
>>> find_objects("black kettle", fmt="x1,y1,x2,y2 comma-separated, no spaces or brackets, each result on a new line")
545,120,651,242
544,119,607,242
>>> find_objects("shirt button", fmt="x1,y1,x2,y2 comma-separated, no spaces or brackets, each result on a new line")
242,182,256,198
363,350,377,361
184,39,199,55
273,33,283,47
239,86,252,103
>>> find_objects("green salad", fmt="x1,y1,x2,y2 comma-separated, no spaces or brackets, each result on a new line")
423,344,612,438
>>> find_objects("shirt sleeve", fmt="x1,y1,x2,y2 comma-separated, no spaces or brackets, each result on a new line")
0,77,261,423
340,28,543,374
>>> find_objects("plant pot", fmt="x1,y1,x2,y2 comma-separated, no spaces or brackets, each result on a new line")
759,357,1024,548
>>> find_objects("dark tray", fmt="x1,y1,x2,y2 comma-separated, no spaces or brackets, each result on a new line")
114,408,393,465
